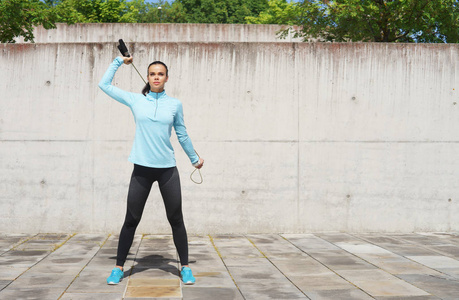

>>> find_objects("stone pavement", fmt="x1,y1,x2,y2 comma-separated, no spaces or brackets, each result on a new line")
1,233,459,299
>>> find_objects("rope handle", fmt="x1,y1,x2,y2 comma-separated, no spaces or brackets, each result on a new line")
190,150,203,184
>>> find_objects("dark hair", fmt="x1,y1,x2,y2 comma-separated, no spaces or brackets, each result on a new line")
142,61,169,95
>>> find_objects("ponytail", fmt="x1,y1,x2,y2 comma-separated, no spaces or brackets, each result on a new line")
142,83,151,96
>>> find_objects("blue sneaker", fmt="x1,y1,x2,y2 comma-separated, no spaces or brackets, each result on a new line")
107,267,124,285
181,266,195,285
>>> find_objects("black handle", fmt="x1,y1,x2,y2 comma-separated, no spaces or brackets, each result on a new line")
117,39,131,57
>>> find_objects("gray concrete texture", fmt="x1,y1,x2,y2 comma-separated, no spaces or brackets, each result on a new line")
14,23,303,43
2,232,459,299
1,37,459,233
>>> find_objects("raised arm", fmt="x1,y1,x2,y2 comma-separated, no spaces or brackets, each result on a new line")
98,57,136,107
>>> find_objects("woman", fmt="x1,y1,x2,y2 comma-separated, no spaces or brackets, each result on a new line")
98,56,204,285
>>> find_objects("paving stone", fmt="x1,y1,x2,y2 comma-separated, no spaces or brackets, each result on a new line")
374,296,441,300
139,239,176,252
0,287,64,300
191,270,236,288
2,250,49,257
375,261,442,275
188,252,222,266
182,287,244,300
125,278,181,298
227,263,306,299
69,234,109,243
185,236,237,289
307,250,378,271
398,273,459,299
0,279,11,290
211,236,262,258
338,269,430,297
319,236,429,278
60,292,124,300
339,269,401,282
97,248,121,256
246,234,306,258
66,269,128,293
435,267,459,278
125,285,181,298
221,257,266,267
389,234,438,244
0,233,33,242
124,298,181,300
378,245,440,257
289,274,354,290
282,234,339,251
128,278,179,286
305,288,374,300
236,284,308,299
35,233,70,240
353,280,430,297
47,257,90,265
14,240,63,251
431,245,459,258
407,255,459,269
29,264,86,275
270,256,331,276
103,234,143,250
335,242,397,255
355,234,405,245
0,266,29,280
6,273,76,288
134,251,179,268
129,266,180,279
0,254,45,268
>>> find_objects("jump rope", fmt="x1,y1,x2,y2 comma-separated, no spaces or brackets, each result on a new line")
117,39,203,184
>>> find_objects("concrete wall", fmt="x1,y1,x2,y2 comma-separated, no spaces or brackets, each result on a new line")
1,41,458,234
15,23,302,43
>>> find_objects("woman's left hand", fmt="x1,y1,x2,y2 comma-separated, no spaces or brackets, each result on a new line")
194,158,204,169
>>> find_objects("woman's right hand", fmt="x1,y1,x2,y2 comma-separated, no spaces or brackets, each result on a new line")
194,158,204,169
121,56,133,65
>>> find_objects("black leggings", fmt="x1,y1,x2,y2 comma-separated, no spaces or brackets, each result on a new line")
116,164,188,267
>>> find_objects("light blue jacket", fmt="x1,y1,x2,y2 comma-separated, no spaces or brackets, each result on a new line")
98,57,199,168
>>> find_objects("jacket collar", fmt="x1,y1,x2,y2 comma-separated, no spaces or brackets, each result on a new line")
147,90,166,100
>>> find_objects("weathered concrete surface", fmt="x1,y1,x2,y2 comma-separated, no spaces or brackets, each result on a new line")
0,42,458,233
1,232,459,299
14,23,302,43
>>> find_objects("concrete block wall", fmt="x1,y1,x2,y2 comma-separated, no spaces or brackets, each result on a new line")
15,23,303,43
1,40,458,233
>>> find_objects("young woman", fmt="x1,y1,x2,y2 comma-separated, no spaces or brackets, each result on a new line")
98,56,204,285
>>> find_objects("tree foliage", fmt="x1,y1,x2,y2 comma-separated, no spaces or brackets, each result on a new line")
0,0,58,43
54,0,138,23
173,0,269,23
245,0,300,25
287,0,459,43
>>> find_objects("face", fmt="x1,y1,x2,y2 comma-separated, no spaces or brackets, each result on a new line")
147,64,168,93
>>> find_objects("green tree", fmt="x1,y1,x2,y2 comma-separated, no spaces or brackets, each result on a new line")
245,0,300,25
131,0,182,23
54,0,137,23
0,0,58,43
424,0,459,43
176,0,269,23
286,0,459,43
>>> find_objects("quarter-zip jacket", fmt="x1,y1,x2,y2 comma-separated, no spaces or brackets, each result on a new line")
98,57,199,168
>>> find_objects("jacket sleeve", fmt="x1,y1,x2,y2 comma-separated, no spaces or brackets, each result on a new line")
98,57,135,107
174,102,200,164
